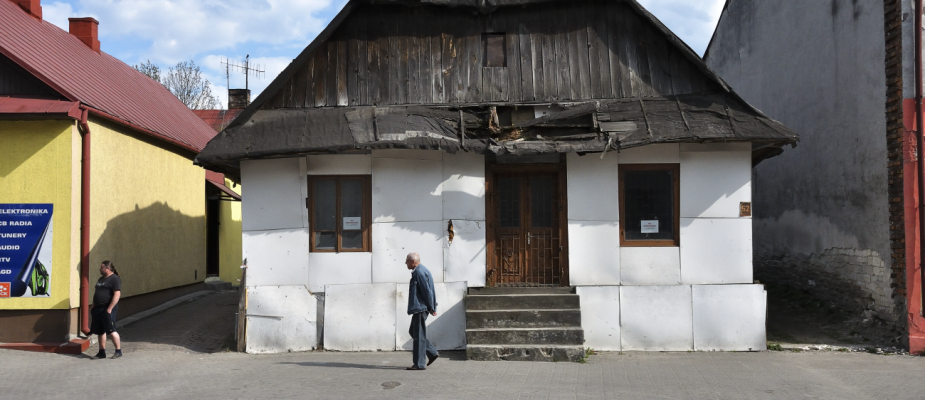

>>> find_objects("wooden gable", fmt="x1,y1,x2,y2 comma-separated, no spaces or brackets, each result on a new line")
263,1,720,109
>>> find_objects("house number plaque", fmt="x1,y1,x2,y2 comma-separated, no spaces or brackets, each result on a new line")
740,202,752,217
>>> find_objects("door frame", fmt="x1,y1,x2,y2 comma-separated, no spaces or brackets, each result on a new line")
485,161,569,287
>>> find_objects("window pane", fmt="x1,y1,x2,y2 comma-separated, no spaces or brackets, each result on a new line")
529,175,555,228
341,230,363,249
341,179,363,228
313,180,336,231
624,169,674,241
498,176,520,228
315,232,337,250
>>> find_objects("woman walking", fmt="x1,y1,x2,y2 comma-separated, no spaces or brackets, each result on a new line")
90,260,122,359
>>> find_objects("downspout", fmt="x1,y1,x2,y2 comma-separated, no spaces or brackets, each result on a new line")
78,105,91,335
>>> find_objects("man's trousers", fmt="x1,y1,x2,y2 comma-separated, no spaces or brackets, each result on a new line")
410,312,438,369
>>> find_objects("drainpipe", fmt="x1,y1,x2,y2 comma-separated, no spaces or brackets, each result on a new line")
78,105,91,335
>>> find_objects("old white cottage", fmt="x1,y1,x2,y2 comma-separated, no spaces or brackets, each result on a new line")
197,0,798,359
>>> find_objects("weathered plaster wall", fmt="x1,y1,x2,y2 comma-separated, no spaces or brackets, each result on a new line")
706,0,897,321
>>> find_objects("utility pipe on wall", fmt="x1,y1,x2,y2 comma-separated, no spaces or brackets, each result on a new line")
78,105,91,335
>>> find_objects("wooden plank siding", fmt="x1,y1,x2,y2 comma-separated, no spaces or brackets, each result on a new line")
263,1,718,109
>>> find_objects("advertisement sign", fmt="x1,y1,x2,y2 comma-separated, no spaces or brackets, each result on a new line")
640,220,659,234
0,204,53,298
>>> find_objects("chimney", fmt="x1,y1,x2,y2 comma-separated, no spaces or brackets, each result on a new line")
68,17,100,53
228,89,250,110
13,0,41,19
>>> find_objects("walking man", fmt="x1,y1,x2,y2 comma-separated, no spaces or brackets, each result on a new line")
90,260,122,359
405,252,439,370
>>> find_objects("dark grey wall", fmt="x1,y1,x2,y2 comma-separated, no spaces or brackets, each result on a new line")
706,0,895,319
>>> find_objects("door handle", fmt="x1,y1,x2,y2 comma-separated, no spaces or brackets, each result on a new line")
527,232,531,244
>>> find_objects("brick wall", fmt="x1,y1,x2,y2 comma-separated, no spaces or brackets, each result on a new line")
884,0,907,321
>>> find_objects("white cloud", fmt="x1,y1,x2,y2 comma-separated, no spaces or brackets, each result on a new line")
56,0,343,64
637,0,726,55
43,2,75,31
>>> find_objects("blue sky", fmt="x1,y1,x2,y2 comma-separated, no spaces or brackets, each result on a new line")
42,0,726,107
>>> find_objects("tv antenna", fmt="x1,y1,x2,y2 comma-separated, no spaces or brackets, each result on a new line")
220,54,265,91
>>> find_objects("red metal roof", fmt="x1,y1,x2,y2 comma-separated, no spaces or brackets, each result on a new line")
0,95,80,118
0,0,217,152
193,109,244,132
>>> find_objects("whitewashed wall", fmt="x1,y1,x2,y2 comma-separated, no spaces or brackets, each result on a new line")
245,285,317,353
300,150,486,291
242,143,758,353
324,282,467,351
679,143,753,284
577,284,765,351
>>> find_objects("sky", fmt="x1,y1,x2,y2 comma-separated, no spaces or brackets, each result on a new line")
42,0,726,108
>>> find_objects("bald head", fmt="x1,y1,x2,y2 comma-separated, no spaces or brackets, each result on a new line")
405,252,421,270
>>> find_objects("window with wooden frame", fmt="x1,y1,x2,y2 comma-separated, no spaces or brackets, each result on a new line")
618,164,680,247
308,176,371,252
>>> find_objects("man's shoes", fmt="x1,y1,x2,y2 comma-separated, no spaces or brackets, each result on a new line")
427,353,440,366
94,350,106,359
110,351,122,359
405,366,425,370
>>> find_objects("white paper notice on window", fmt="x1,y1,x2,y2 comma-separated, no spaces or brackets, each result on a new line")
343,217,361,230
640,220,659,233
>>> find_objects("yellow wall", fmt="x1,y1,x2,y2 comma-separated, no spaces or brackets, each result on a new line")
87,118,205,298
0,120,76,310
218,178,243,284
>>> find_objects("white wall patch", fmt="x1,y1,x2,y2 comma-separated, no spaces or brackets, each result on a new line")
372,221,445,283
245,286,317,354
680,218,752,284
243,228,309,287
567,221,620,286
324,283,397,351
620,285,693,351
576,286,621,351
241,158,306,231
620,247,681,285
693,285,767,351
372,158,443,223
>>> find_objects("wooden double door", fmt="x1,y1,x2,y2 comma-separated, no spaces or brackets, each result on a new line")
487,165,568,286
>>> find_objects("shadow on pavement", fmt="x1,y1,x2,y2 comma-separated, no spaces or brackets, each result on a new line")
92,291,238,354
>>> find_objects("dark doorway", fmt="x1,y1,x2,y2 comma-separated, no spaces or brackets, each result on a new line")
205,186,221,277
486,163,568,286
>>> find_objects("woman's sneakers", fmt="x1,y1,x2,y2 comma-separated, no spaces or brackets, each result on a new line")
110,350,122,359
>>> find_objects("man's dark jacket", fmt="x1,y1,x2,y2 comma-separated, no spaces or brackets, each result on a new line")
408,264,437,315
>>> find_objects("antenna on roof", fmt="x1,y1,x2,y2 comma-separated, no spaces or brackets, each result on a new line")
220,55,265,92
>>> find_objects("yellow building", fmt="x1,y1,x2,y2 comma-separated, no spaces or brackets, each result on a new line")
0,0,239,348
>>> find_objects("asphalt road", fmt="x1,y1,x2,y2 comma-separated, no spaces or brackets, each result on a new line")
1,291,922,400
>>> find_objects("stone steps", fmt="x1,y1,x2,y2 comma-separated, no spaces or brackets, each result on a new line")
466,309,582,329
465,287,585,362
466,344,585,362
465,294,581,310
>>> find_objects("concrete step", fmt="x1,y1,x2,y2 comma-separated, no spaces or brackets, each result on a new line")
468,287,575,295
465,294,580,310
466,327,585,345
466,309,582,329
467,345,585,362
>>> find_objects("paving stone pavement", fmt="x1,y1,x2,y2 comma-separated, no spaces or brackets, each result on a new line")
1,291,923,399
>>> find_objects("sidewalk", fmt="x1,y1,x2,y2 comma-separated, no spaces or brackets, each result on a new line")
0,291,922,399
